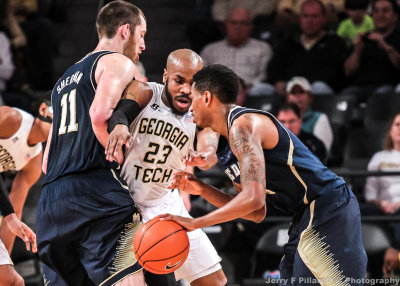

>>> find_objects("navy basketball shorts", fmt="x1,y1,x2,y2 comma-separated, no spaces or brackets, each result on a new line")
36,169,142,286
279,184,368,286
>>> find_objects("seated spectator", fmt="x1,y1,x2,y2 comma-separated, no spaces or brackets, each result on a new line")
337,0,374,46
9,0,56,91
275,0,345,29
277,102,327,162
343,0,400,103
200,6,275,96
362,112,400,247
286,76,334,153
269,0,348,97
212,0,278,23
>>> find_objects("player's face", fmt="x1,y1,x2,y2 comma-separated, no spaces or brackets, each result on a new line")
164,63,202,116
189,85,208,129
123,15,146,63
390,114,400,145
277,110,302,136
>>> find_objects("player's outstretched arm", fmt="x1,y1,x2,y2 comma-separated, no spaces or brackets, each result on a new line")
184,128,219,170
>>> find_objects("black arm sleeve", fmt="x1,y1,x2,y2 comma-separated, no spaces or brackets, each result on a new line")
0,176,14,217
107,99,141,133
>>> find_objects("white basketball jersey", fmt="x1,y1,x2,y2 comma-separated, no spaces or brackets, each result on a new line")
0,108,42,172
121,82,196,205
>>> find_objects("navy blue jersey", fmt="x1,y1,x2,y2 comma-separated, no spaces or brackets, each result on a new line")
44,51,118,185
216,106,344,213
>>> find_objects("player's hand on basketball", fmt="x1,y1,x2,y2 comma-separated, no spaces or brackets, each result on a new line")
167,171,204,195
159,214,198,232
183,151,208,168
3,213,37,253
106,124,132,165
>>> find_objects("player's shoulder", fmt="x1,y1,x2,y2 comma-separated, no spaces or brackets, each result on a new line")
98,52,135,72
0,106,22,136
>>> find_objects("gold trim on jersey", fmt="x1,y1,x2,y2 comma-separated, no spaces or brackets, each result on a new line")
297,201,350,286
110,169,129,190
275,119,309,204
104,220,142,283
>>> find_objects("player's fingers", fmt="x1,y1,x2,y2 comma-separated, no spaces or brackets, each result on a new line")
114,138,125,156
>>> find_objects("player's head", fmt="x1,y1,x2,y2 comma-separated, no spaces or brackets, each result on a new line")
191,64,239,128
384,112,400,150
163,49,203,116
277,103,303,136
96,0,146,63
32,98,53,140
286,76,312,115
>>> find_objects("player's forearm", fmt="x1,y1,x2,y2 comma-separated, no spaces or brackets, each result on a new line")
195,184,266,228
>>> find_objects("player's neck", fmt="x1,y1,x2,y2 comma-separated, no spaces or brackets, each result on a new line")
27,119,47,146
94,38,123,54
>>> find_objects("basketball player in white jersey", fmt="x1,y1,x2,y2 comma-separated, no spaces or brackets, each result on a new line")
106,49,227,286
0,102,52,253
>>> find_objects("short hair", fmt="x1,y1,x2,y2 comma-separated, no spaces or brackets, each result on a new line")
193,64,239,104
301,0,327,15
345,0,370,10
277,103,302,119
96,0,145,39
372,0,399,14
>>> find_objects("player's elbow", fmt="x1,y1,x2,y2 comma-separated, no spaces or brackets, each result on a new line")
246,195,265,215
89,105,108,127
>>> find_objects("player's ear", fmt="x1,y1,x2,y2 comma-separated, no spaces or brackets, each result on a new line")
120,24,130,40
204,91,212,107
162,69,167,84
39,102,48,116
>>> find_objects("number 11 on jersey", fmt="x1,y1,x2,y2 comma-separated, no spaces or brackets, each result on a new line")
58,89,79,135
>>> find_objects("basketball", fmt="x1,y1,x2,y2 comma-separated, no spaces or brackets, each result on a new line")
133,217,190,274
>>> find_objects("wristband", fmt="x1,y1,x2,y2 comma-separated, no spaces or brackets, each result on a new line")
107,99,140,133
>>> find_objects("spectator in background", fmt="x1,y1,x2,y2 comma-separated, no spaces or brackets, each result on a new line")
362,112,400,248
275,0,345,29
343,0,400,103
337,0,375,46
0,31,15,106
0,0,27,49
211,0,278,23
268,0,348,97
10,0,56,91
200,6,275,96
277,102,327,162
286,76,334,153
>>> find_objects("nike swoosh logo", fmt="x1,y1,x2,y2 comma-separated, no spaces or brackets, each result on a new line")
165,258,184,270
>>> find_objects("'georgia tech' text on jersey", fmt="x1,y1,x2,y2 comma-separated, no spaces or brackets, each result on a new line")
122,82,196,205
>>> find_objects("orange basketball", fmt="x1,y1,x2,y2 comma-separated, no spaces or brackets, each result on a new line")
133,217,190,274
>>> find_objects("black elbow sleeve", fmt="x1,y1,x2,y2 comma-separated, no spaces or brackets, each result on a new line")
107,99,141,133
